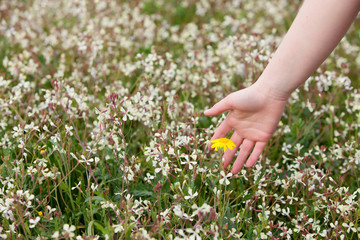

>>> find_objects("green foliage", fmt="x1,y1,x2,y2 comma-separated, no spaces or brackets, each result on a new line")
1,0,360,239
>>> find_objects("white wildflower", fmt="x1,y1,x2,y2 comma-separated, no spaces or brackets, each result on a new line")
219,171,232,185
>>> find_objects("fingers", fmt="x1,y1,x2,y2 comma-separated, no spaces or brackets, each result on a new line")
208,119,232,150
231,139,255,175
223,132,243,168
204,96,232,116
245,142,267,168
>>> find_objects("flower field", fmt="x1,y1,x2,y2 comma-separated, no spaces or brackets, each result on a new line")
1,0,360,239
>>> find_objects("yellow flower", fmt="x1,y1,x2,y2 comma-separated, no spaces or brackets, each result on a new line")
210,138,236,151
38,211,43,216
40,150,46,155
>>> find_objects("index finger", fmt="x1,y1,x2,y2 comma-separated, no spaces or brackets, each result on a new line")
208,119,232,150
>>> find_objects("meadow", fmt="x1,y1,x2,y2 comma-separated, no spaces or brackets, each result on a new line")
1,0,360,239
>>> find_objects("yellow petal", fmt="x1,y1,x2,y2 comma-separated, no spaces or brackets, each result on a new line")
210,138,236,152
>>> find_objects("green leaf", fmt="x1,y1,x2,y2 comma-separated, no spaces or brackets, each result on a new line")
131,189,153,198
59,182,69,192
1,148,10,158
130,182,154,198
94,221,110,235
104,145,113,158
194,174,202,190
85,196,107,203
87,220,94,236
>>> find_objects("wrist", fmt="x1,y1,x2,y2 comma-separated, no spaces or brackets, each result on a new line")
252,77,292,102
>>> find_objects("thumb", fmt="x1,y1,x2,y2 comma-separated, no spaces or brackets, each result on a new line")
204,96,232,116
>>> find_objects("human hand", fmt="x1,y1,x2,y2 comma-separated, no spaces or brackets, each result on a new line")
204,83,287,174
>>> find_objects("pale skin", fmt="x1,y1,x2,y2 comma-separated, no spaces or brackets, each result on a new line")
205,0,360,175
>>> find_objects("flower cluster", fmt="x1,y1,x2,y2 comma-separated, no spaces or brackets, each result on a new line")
0,0,359,239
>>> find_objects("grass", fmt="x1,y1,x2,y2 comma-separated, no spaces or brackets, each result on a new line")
0,0,360,239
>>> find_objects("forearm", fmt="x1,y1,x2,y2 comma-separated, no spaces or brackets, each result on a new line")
255,0,360,100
